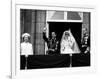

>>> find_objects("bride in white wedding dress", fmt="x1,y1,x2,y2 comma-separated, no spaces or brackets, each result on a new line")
60,29,80,54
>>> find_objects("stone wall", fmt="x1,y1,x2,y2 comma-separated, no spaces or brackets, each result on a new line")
20,9,46,55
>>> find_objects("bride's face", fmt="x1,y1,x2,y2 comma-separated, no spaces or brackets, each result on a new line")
64,32,70,40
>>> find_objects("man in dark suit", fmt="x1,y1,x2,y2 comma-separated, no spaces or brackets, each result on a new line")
43,27,59,55
82,33,90,54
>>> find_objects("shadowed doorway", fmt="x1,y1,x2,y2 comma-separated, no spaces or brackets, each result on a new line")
48,22,82,52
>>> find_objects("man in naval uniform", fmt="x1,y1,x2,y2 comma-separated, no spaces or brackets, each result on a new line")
43,27,59,55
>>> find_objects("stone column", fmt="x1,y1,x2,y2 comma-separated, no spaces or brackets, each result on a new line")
35,10,46,55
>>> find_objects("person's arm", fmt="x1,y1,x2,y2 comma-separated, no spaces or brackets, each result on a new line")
43,27,49,43
43,32,48,43
84,46,89,53
55,41,59,51
60,41,65,52
31,44,33,55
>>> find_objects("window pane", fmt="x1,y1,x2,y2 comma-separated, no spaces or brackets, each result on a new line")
48,11,64,20
67,11,82,20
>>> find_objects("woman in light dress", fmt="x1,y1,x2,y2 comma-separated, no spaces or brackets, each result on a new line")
20,33,33,69
21,33,33,57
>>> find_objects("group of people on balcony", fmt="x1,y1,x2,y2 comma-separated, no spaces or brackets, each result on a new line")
20,27,90,57
43,27,80,55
